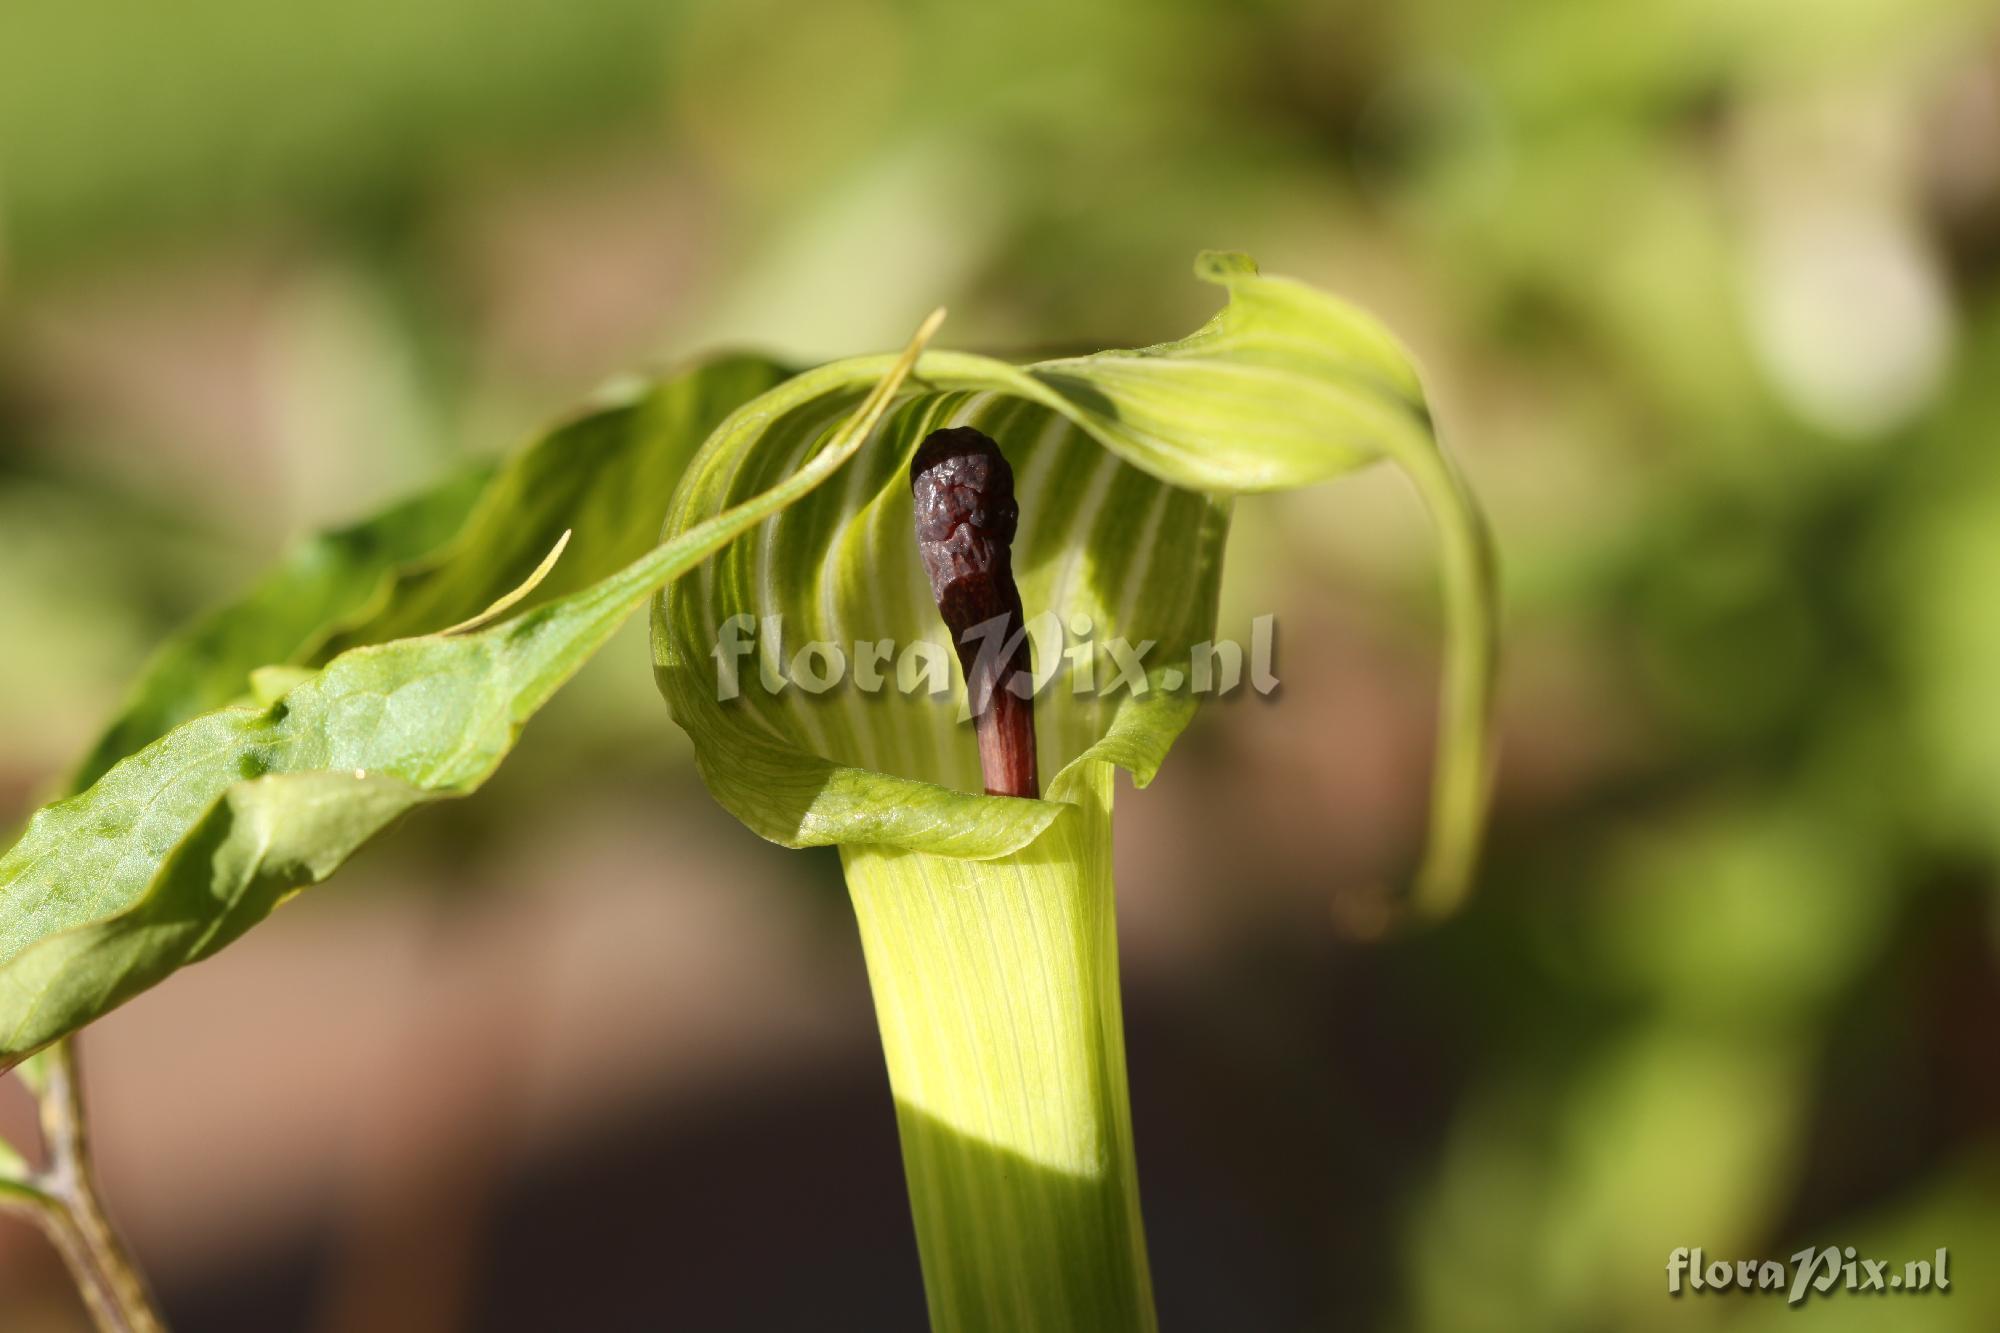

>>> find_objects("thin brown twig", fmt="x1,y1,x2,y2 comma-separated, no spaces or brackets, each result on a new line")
2,1039,168,1333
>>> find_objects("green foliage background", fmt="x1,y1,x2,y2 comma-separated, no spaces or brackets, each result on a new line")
2,0,1998,1328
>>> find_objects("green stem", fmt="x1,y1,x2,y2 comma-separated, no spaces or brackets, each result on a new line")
840,763,1155,1332
5,1039,167,1333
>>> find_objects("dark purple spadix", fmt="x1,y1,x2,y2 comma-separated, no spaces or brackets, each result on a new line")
910,426,1039,799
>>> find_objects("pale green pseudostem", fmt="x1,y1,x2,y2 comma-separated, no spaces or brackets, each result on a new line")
843,762,1152,1331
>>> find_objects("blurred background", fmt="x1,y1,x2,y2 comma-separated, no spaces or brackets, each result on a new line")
3,0,1999,1328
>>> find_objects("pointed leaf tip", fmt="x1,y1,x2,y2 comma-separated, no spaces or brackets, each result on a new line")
440,528,573,635
1194,250,1260,284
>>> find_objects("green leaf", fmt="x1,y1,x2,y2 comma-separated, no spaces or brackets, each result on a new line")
65,466,491,794
314,356,795,656
66,354,797,798
0,345,918,1065
655,251,1497,911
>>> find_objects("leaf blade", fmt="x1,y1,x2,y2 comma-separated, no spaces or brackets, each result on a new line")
66,466,492,794
0,338,933,1062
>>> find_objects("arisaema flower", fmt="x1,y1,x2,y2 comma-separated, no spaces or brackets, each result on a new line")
652,252,1495,1328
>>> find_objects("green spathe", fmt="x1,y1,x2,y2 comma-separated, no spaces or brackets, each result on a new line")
656,252,1492,896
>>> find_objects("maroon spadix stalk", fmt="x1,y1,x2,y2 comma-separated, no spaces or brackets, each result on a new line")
910,426,1039,798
